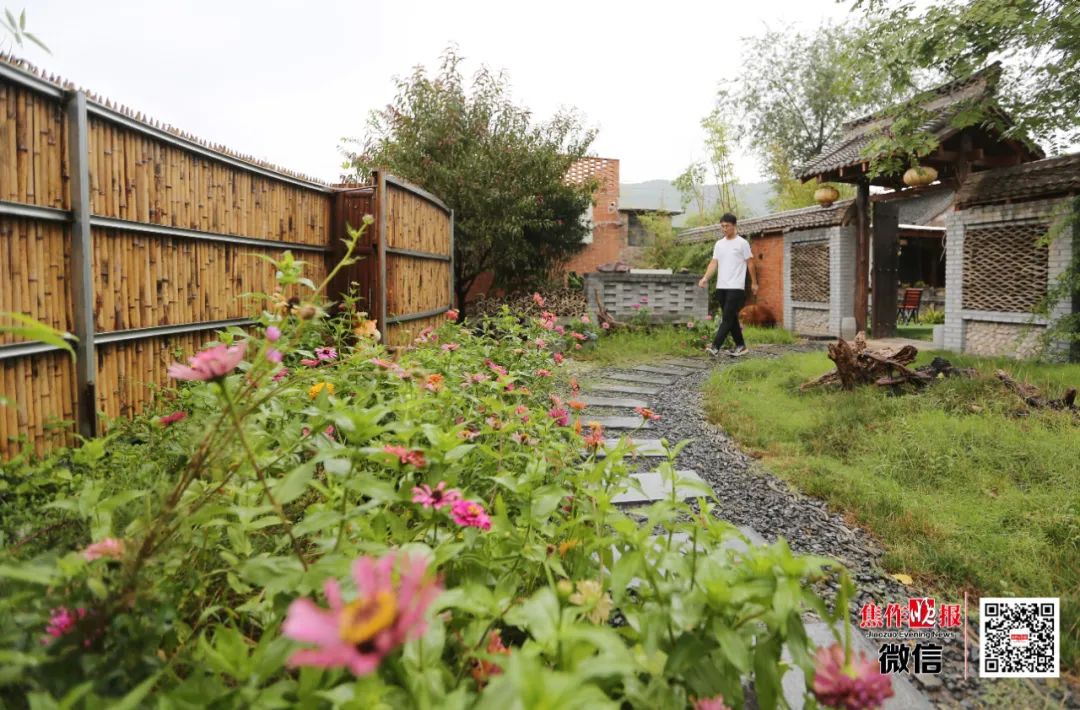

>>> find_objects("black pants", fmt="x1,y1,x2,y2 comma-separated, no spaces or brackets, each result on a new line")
711,288,746,349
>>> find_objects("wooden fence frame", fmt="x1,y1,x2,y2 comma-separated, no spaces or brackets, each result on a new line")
0,59,453,454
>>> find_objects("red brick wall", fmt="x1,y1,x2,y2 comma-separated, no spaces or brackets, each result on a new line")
749,233,784,325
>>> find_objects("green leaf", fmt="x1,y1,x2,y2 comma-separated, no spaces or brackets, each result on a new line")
715,624,752,674
0,312,76,359
752,637,782,710
57,682,95,710
529,484,566,519
0,563,60,585
503,587,559,647
110,672,162,710
443,444,474,462
274,462,315,505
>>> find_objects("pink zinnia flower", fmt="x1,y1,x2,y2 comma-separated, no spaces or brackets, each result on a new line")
634,406,661,421
706,314,713,321
446,308,459,321
601,322,610,330
639,296,649,304
687,322,695,329
812,644,894,710
315,346,338,362
631,303,641,310
412,482,462,510
272,368,289,382
534,338,547,349
571,332,587,341
43,607,87,643
300,358,320,367
441,342,460,352
535,368,551,377
552,353,564,364
282,553,441,676
692,695,731,710
532,293,545,307
370,358,393,368
159,411,187,427
167,342,246,381
554,325,566,335
451,499,492,531
82,538,125,562
574,344,582,350
266,326,281,342
548,407,570,426
484,359,508,376
267,348,284,364
383,445,426,468
580,314,590,323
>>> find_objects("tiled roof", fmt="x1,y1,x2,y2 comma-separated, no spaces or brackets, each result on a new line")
678,200,855,243
796,64,1010,180
955,153,1080,208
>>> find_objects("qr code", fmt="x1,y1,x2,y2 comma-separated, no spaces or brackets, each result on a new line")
980,597,1059,678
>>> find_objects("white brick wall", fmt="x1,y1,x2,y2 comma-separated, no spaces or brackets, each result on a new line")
784,225,856,337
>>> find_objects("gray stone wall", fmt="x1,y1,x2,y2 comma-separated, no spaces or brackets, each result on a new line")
584,272,708,323
783,224,856,337
944,197,1074,359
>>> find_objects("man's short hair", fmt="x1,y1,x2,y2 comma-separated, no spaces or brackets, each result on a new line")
720,213,737,224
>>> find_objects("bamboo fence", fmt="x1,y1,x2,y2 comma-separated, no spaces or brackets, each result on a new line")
0,56,453,459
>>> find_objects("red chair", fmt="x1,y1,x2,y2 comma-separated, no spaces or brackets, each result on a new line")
897,288,923,324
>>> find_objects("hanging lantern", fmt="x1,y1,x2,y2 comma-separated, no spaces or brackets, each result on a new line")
814,184,840,207
903,165,939,187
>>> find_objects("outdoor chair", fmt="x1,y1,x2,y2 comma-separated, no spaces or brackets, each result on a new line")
897,288,923,324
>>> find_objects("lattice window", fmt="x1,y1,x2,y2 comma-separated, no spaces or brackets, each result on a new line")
790,241,830,303
962,223,1049,312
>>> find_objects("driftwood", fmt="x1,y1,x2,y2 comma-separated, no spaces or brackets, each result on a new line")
592,291,626,330
996,370,1078,412
802,334,971,390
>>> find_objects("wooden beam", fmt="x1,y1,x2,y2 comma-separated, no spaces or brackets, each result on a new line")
854,181,871,335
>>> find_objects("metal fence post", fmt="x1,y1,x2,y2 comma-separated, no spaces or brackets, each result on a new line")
66,90,97,438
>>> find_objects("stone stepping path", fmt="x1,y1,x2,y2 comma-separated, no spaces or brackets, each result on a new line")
592,416,651,430
603,372,678,385
656,357,712,370
596,438,667,457
591,382,661,396
628,364,697,377
579,395,650,409
611,469,708,504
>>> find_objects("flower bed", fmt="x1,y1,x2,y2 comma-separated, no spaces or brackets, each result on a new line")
0,238,879,708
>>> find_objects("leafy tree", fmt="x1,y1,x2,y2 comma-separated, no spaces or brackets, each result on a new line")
673,161,707,220
701,108,741,217
340,49,596,312
765,142,854,212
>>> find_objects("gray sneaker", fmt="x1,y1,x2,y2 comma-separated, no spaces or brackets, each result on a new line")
730,346,749,357
705,346,720,356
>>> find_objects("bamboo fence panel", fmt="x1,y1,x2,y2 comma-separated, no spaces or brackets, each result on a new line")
0,217,71,344
0,81,67,208
385,314,447,347
385,182,451,253
1,351,77,454
331,188,378,315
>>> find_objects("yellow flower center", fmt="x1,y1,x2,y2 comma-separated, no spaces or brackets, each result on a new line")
339,591,397,646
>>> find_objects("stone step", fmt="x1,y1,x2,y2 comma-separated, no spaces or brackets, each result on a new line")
660,358,713,370
604,372,678,386
578,395,650,409
612,470,708,504
605,526,770,589
596,438,667,457
630,364,696,377
782,622,932,710
590,382,661,396
592,416,652,430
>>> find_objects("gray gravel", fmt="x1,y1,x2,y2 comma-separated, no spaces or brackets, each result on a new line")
585,344,1076,709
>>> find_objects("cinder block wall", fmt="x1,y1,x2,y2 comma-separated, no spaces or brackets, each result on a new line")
585,273,708,323
783,225,855,336
944,197,1074,359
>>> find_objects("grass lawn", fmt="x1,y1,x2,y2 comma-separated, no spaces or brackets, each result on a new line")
896,323,933,341
578,325,797,366
703,350,1080,674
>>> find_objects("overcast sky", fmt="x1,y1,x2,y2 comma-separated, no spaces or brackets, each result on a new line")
17,0,855,184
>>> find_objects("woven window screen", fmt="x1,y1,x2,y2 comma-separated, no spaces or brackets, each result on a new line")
962,223,1048,312
790,241,830,303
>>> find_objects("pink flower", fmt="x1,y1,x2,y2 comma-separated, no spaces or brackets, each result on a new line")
692,695,731,710
639,296,649,304
43,607,87,643
548,407,570,426
371,358,393,368
484,359,508,376
412,482,462,510
82,538,125,561
451,499,492,530
441,342,460,352
272,368,289,382
535,369,551,377
571,332,587,341
315,346,338,362
554,325,566,335
446,308,459,321
300,358,320,367
532,293,545,307
266,326,281,342
159,411,187,427
534,338,547,349
383,445,426,468
812,644,894,710
574,344,582,350
631,303,641,310
580,315,590,323
601,322,610,330
705,314,713,321
541,311,556,321
167,342,246,381
267,348,284,364
634,406,661,421
552,352,564,364
687,322,696,329
283,553,441,676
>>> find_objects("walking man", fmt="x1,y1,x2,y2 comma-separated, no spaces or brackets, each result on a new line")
698,213,758,356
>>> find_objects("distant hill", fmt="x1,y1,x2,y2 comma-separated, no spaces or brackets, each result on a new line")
619,180,775,227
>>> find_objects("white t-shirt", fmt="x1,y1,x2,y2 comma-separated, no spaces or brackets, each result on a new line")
712,235,753,289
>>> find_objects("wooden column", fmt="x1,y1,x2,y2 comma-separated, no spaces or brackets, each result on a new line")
871,201,899,338
854,181,871,334
66,91,97,438
375,171,388,343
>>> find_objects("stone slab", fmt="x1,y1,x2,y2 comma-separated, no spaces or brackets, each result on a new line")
782,622,932,710
590,382,661,395
630,365,696,377
603,372,678,385
578,395,650,409
596,438,667,457
661,358,712,370
593,416,652,430
612,470,708,504
607,526,769,588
